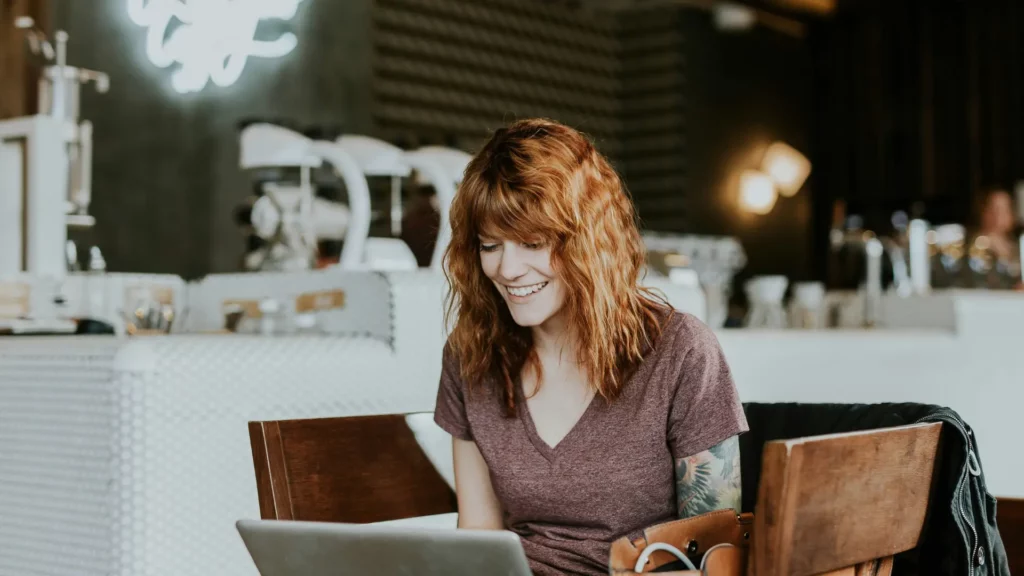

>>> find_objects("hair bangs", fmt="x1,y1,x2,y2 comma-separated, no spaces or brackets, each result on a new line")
470,179,562,244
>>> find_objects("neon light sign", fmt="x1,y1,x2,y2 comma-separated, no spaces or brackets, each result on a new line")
126,0,304,94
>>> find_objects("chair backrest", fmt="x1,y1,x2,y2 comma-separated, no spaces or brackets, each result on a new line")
753,422,943,576
247,414,457,523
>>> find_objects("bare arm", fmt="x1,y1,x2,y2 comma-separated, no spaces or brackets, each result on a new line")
675,435,742,518
452,437,504,530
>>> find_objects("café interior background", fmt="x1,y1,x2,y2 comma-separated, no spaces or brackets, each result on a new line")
3,1,1024,575
6,0,1020,289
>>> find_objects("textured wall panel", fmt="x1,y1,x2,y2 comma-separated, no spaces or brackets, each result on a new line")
384,0,617,50
618,8,688,231
372,0,621,154
372,0,689,231
375,56,618,115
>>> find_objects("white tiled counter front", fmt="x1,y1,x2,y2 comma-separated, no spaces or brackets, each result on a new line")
0,335,438,576
0,271,455,576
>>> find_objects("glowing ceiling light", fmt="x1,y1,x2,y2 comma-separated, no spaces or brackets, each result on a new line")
739,170,778,215
762,141,811,197
126,0,304,94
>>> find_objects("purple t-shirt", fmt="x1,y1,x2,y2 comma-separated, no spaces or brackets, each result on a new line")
433,311,748,576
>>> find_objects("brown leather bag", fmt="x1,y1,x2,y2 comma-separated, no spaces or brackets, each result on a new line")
608,509,753,576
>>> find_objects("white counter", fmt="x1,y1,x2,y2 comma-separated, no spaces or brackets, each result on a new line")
0,286,1018,576
719,289,1024,498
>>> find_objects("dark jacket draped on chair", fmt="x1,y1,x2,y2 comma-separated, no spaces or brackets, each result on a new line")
740,402,1010,576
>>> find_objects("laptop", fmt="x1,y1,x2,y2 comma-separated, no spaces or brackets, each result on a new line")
236,519,533,576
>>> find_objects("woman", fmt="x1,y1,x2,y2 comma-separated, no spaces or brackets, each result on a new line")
973,188,1022,290
433,119,748,575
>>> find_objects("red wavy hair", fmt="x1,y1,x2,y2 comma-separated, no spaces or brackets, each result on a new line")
443,118,670,415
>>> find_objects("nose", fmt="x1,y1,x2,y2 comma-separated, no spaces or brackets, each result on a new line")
498,244,529,281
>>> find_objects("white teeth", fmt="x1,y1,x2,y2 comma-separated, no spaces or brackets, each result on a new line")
506,282,548,297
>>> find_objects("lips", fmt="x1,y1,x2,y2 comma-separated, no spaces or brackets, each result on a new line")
505,281,549,297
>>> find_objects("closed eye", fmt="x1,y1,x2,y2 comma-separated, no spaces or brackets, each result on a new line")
479,243,499,253
522,242,544,250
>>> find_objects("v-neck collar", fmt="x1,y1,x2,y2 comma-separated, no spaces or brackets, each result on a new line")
517,383,599,462
514,316,670,462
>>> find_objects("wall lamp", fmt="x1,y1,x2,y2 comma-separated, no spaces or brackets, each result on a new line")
739,141,811,215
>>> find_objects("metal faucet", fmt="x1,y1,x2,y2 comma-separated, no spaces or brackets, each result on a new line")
880,212,924,297
906,219,931,293
830,215,928,327
864,237,884,327
829,221,881,327
880,238,912,297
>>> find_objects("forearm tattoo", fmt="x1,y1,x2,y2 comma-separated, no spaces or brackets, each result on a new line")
674,436,742,517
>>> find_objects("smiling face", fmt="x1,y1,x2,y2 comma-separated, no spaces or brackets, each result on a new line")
478,237,567,329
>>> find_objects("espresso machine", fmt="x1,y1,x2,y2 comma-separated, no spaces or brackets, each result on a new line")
0,17,109,279
235,123,417,272
236,123,472,273
0,18,188,336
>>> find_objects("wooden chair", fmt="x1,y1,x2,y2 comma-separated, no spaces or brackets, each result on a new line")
247,415,944,575
753,422,943,576
247,414,457,523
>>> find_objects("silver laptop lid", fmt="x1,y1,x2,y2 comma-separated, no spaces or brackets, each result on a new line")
236,519,532,576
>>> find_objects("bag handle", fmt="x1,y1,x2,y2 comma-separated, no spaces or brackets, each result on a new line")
634,543,697,572
699,544,738,574
633,542,739,574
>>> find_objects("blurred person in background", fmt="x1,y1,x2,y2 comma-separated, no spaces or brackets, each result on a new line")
400,135,464,268
400,182,442,267
970,188,1022,290
433,119,747,575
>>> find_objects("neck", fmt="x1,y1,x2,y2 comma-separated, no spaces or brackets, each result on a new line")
530,310,574,361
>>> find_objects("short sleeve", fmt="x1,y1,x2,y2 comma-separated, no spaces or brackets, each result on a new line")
433,344,473,441
667,315,748,458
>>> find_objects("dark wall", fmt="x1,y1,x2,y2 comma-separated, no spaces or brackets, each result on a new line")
680,12,815,283
53,1,214,278
810,0,1024,282
372,0,620,152
371,2,815,281
51,0,375,278
618,8,688,232
50,0,815,281
199,0,376,273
